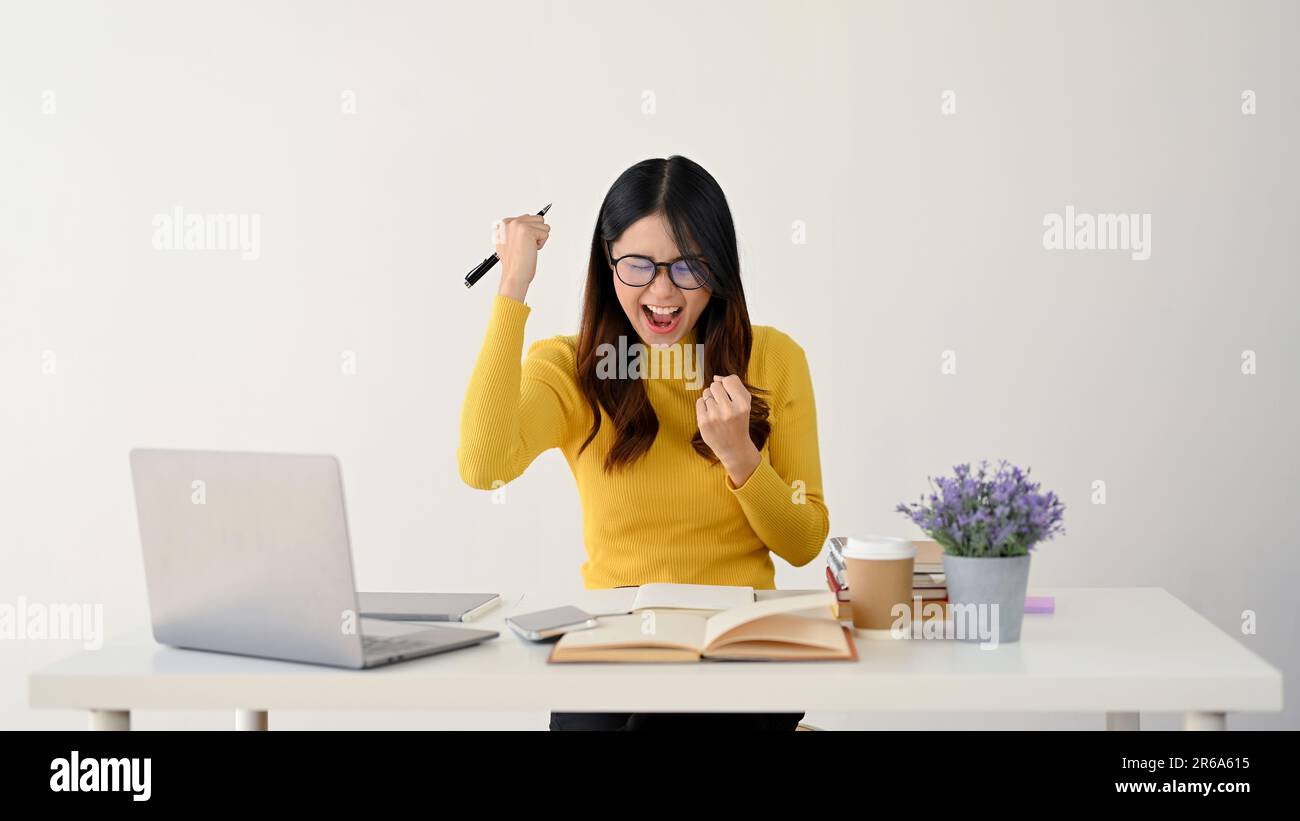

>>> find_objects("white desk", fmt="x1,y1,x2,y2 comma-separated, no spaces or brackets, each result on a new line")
29,587,1282,731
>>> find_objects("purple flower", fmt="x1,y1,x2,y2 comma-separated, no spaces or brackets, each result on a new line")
895,459,1066,558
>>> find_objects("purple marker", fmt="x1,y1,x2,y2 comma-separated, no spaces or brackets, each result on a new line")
1024,596,1055,614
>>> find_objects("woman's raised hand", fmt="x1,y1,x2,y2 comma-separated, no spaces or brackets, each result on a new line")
696,374,762,487
495,213,551,302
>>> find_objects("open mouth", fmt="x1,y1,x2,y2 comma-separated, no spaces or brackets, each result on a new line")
641,304,683,335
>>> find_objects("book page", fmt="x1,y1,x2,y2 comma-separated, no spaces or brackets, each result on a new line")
553,611,708,653
701,592,836,648
705,613,849,654
756,589,835,619
631,583,754,612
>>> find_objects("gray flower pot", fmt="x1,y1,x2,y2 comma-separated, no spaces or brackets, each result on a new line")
941,554,1031,644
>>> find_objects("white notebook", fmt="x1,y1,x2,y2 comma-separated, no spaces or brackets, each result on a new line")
630,583,754,612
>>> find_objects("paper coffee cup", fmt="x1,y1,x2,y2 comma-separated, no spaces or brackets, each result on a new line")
844,536,917,630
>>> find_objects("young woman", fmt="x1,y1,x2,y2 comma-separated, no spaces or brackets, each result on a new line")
458,156,829,731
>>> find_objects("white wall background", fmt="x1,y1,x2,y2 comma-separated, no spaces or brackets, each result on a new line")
2,0,1296,730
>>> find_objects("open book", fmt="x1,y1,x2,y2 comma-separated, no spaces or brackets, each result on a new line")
548,591,857,663
628,582,754,613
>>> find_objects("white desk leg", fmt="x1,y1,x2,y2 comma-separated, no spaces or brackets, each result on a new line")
89,709,130,731
1184,711,1226,731
1105,712,1140,731
235,709,268,731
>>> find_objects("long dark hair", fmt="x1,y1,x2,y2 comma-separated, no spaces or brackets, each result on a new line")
576,155,770,472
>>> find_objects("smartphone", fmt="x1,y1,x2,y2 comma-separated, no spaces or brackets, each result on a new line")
506,606,599,641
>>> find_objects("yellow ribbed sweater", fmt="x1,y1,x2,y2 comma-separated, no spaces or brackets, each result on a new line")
457,295,829,590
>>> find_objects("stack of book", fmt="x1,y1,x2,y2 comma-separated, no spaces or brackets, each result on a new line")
825,536,948,621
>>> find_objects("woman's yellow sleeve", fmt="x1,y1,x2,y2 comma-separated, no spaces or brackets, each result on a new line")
457,295,582,489
726,337,830,567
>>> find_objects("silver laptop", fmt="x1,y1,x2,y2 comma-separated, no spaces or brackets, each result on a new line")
129,448,497,668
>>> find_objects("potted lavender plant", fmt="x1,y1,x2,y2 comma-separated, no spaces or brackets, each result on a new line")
896,460,1065,643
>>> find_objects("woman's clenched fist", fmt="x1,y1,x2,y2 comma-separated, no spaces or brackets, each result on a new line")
494,213,551,302
696,374,762,486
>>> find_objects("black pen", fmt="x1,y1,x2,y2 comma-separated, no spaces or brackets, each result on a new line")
464,203,552,288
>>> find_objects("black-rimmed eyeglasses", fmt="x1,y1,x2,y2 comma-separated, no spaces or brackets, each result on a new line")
606,243,712,290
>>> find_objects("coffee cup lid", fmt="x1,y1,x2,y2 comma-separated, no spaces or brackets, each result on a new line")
843,535,917,560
